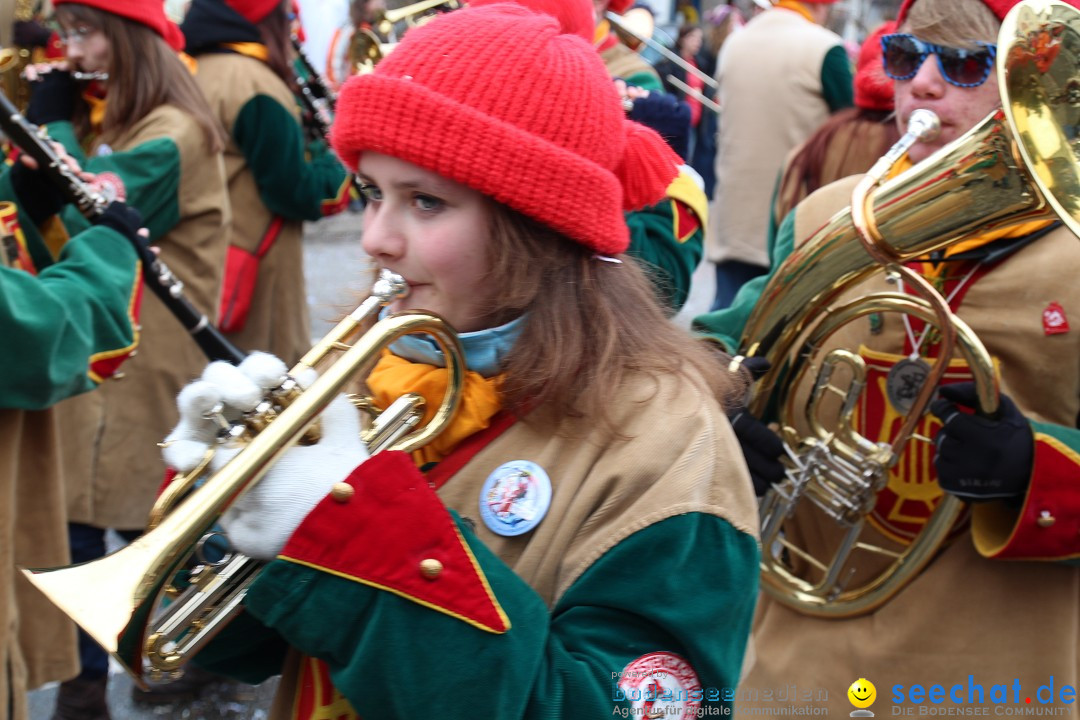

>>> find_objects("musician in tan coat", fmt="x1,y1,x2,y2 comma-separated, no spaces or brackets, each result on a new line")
701,0,1080,715
20,0,230,715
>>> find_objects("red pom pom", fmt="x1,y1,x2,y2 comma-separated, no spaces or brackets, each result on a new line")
615,120,680,211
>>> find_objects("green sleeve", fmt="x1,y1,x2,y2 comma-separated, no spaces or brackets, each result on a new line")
43,121,184,240
693,208,797,351
244,511,758,718
821,45,854,113
626,70,665,94
0,224,139,409
626,198,703,312
234,94,349,221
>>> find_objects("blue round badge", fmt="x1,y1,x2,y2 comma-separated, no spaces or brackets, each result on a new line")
479,460,552,537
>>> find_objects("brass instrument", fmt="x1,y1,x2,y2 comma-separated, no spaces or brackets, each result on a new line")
746,0,1080,618
348,0,460,71
22,270,465,682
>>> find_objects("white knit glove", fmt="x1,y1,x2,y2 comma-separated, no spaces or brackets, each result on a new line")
163,352,369,561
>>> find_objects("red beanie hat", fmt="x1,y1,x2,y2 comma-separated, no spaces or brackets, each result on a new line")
331,4,680,255
225,0,282,24
854,20,895,111
608,0,633,15
468,0,594,42
54,0,186,51
898,0,1080,25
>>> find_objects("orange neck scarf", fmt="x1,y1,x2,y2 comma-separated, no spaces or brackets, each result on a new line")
773,1,816,23
366,351,504,467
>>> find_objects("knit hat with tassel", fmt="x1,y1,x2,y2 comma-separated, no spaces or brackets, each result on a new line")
330,3,680,255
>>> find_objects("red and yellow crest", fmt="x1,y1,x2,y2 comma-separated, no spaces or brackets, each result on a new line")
855,346,993,544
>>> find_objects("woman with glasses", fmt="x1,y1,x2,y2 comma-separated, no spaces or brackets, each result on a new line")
14,1,230,717
695,0,1080,712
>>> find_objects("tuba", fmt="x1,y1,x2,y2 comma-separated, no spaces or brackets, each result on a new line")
21,270,465,682
746,0,1080,618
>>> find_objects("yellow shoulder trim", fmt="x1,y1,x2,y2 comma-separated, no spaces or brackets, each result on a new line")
666,170,708,227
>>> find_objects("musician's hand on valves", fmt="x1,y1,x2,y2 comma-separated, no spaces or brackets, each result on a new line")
24,63,77,125
728,357,786,497
929,382,1034,503
162,352,369,561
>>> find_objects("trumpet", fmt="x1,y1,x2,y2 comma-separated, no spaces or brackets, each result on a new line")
21,270,465,682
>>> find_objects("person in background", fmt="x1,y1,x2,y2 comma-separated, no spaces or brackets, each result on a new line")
19,0,231,715
0,149,144,719
180,0,351,363
655,24,715,184
706,0,852,310
770,20,899,237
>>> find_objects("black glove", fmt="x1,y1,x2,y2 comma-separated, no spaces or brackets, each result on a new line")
728,356,785,496
929,382,1034,502
26,69,77,125
92,201,144,244
14,20,52,49
8,160,67,224
627,91,692,161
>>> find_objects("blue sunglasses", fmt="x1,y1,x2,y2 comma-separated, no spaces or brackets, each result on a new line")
881,33,997,88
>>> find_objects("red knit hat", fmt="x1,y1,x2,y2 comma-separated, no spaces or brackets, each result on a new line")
608,0,633,14
331,4,680,255
468,0,594,42
897,0,1080,25
854,20,894,111
54,0,186,51
225,0,282,24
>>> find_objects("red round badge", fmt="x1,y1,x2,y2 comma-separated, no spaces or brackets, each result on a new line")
616,652,703,716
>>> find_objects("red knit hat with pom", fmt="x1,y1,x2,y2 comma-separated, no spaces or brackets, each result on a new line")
225,0,281,23
897,0,1080,25
54,0,186,51
855,20,895,111
468,0,594,42
331,4,680,255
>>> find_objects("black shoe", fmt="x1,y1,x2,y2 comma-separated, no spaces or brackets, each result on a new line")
130,664,242,706
52,676,111,720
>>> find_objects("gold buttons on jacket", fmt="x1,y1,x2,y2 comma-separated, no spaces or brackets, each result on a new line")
330,482,354,502
419,559,443,579
1037,511,1056,528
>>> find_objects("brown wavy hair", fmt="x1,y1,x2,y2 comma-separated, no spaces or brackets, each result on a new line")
55,5,226,152
479,203,746,433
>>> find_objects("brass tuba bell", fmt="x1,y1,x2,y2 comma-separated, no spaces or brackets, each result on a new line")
745,0,1080,618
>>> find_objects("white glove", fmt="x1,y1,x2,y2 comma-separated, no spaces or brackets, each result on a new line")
163,352,370,561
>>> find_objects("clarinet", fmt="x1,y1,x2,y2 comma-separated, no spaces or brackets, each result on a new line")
290,35,335,142
0,89,246,364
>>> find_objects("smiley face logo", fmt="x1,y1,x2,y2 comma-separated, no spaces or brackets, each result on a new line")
848,678,877,709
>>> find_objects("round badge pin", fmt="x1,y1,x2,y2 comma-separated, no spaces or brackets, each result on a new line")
479,460,552,536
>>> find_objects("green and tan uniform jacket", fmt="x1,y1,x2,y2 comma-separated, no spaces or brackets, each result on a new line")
0,208,141,719
707,7,852,269
597,31,707,312
45,105,229,531
704,176,1080,716
191,52,350,362
197,369,761,719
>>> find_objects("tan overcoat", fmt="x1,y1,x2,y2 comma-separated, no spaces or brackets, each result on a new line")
58,106,229,530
